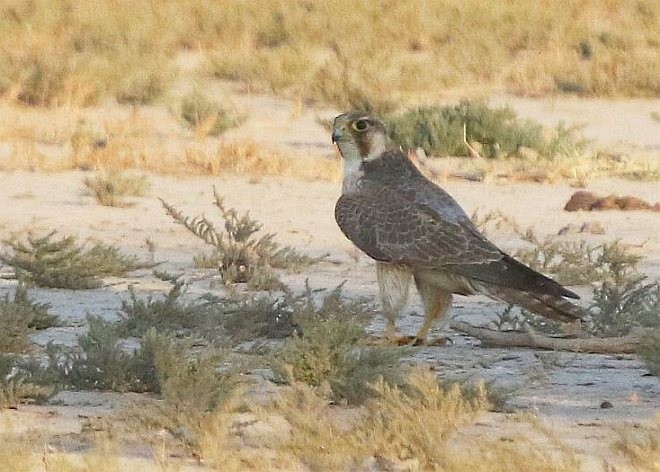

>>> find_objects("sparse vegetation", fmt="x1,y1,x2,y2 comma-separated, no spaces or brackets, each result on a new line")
1,1,656,111
50,317,228,397
179,90,243,137
473,210,642,285
474,210,659,338
589,275,659,337
0,281,59,352
273,285,403,405
387,102,585,159
613,421,660,472
203,1,659,103
1,231,152,289
0,355,56,409
83,171,150,207
638,329,660,377
116,281,217,338
270,368,577,471
0,1,175,107
162,187,313,289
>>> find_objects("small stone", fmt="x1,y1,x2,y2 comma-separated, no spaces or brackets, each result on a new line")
600,400,613,409
579,222,605,234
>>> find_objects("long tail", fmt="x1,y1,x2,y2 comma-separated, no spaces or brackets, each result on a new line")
487,286,584,322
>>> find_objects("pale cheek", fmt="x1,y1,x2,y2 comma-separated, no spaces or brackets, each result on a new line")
363,133,386,161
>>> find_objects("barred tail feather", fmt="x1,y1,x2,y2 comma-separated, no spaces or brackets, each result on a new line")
488,286,584,323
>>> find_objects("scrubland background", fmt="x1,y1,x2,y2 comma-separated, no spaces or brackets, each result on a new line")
0,1,658,471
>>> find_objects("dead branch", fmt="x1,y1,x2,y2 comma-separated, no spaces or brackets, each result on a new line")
450,320,648,354
462,123,481,158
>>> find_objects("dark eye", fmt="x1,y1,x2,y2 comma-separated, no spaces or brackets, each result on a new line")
352,119,369,132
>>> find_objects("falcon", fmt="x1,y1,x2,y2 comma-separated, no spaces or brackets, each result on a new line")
332,111,582,345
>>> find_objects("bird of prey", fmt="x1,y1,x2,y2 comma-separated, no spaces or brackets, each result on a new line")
332,111,582,345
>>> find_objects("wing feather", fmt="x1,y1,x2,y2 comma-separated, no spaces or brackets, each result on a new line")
335,179,579,299
335,182,502,267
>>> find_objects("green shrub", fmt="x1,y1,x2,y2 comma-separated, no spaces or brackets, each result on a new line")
387,102,584,159
274,285,403,404
0,281,58,352
117,281,227,339
473,210,641,286
638,329,660,377
589,277,659,337
1,231,153,289
475,211,658,337
51,317,229,397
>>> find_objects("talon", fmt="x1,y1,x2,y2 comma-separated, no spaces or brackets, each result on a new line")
393,335,417,346
426,336,452,347
412,337,426,346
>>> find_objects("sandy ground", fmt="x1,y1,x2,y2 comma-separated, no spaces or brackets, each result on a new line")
0,93,658,471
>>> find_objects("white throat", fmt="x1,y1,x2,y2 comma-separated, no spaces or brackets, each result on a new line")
341,157,364,194
337,141,364,195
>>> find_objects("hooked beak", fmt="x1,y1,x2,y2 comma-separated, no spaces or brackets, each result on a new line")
331,128,344,143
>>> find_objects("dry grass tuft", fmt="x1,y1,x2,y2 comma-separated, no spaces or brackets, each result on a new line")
269,368,571,471
612,420,660,471
186,140,341,181
179,90,244,137
83,171,150,207
4,1,654,111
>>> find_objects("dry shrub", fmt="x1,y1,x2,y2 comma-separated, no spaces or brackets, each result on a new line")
83,171,150,207
161,187,313,289
179,90,244,137
1,0,657,112
612,420,660,472
0,354,56,409
186,140,341,181
272,368,490,470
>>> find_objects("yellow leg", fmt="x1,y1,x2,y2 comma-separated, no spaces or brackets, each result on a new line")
413,275,453,345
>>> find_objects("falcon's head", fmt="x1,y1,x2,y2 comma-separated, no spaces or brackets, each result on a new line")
332,112,389,163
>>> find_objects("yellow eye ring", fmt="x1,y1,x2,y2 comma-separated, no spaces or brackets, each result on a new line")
352,119,369,132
